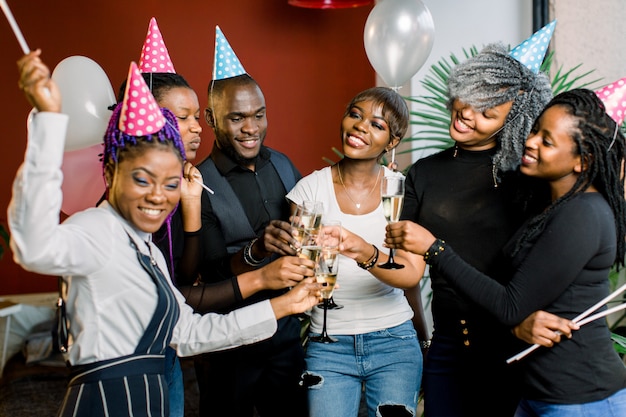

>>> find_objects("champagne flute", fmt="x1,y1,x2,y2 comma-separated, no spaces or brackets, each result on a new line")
316,220,343,310
379,175,405,269
291,201,323,250
310,221,341,343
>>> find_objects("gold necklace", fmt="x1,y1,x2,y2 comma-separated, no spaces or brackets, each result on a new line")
336,163,382,210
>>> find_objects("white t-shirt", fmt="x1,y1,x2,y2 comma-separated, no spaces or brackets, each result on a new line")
287,166,413,335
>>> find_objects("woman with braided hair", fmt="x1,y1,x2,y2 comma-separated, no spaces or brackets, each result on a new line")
10,50,322,417
388,89,626,416
399,42,553,416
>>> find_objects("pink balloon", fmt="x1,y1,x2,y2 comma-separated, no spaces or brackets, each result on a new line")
60,144,105,216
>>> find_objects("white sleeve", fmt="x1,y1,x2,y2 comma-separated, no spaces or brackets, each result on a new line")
286,168,326,206
170,286,277,356
9,112,68,268
8,112,110,275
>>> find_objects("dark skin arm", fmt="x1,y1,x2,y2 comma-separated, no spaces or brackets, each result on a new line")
386,220,579,347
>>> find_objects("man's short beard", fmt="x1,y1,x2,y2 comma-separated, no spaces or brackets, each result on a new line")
222,142,258,167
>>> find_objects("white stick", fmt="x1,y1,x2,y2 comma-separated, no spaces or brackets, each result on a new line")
507,283,626,363
572,282,626,323
576,302,626,327
193,178,214,195
0,0,30,54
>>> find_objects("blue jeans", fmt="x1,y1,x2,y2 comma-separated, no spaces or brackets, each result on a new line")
303,321,422,417
165,346,184,417
515,388,626,417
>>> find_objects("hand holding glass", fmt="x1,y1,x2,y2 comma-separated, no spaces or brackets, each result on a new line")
310,221,341,343
379,175,405,269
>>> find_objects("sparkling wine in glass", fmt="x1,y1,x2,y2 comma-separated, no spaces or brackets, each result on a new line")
316,221,343,310
379,175,405,269
291,201,323,249
310,222,340,344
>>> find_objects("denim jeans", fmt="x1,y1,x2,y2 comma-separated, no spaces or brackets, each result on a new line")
165,346,184,417
303,320,422,417
515,388,626,417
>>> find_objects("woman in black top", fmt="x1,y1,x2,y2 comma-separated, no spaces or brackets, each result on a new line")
400,43,553,417
388,89,626,416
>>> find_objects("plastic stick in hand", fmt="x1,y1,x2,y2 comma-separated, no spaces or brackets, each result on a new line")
506,282,626,364
193,178,214,194
1,0,30,54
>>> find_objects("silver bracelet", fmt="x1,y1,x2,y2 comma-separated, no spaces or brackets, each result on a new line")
243,237,265,266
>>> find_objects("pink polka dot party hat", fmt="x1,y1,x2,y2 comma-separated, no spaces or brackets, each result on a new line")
595,77,626,126
138,17,176,73
118,61,165,136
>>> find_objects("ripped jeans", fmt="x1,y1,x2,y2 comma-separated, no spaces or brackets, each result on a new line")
302,321,422,417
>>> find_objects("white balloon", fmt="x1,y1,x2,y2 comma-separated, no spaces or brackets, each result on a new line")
51,56,116,151
364,0,435,88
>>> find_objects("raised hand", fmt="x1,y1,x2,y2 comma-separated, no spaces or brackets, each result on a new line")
17,49,60,113
181,162,204,200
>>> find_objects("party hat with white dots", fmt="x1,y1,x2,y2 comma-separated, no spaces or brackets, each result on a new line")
595,77,626,126
138,17,176,73
213,26,247,80
119,62,166,136
509,20,556,74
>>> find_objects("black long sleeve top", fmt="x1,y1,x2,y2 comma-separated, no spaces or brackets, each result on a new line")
430,192,626,403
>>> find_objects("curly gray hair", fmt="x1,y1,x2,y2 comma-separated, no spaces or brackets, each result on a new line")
447,43,553,175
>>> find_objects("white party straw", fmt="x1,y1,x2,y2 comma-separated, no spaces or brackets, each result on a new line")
576,302,626,327
193,178,214,195
1,0,30,54
507,282,626,364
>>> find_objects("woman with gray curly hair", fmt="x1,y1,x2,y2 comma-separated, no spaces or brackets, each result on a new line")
400,42,553,416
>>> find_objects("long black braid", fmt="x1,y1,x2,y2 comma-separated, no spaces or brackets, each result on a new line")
513,89,626,267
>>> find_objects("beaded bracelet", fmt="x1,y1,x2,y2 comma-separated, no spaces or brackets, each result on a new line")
356,245,379,270
243,237,265,267
423,238,446,264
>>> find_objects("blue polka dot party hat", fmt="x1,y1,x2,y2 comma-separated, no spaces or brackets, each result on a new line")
509,20,556,74
213,26,247,80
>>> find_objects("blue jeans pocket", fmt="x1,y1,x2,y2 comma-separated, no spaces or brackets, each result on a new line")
379,321,418,340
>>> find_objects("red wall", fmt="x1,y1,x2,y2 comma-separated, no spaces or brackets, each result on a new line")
0,0,375,295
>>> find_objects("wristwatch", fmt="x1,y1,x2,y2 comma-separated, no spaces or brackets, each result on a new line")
420,339,432,350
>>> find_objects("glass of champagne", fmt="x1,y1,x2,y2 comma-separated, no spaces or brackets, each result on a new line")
291,201,323,250
310,221,341,344
316,220,343,310
379,175,405,269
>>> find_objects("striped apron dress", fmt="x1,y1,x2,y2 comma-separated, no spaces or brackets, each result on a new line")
57,235,180,417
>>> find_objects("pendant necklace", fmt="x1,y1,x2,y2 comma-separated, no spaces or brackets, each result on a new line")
337,163,382,210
